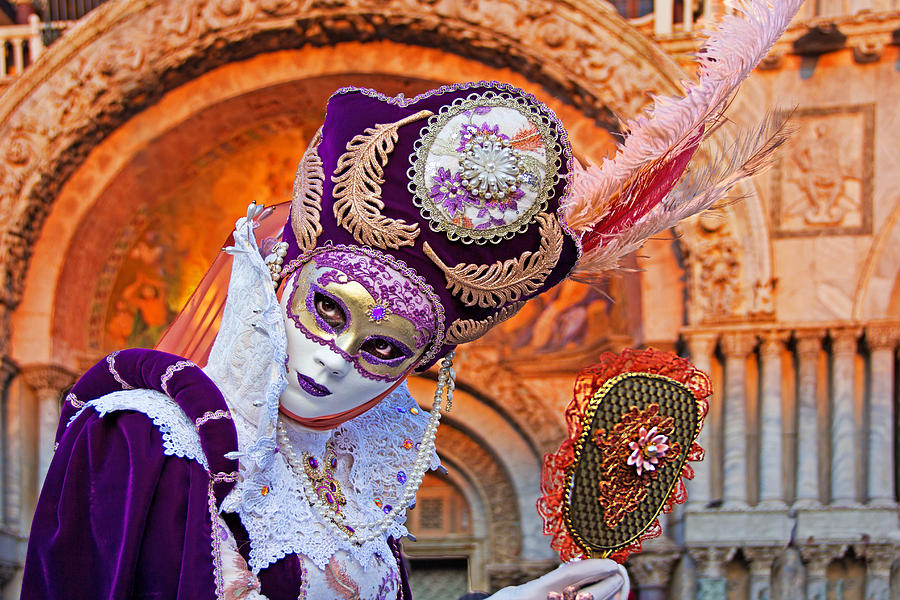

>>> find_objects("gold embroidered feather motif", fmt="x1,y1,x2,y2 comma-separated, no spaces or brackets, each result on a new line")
424,212,563,308
325,556,360,600
332,110,432,249
445,300,526,345
290,127,324,254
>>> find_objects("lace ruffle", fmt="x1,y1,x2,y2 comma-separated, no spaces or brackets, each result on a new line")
223,382,438,574
69,389,209,470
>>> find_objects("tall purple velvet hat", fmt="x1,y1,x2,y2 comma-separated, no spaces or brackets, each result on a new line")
279,82,580,369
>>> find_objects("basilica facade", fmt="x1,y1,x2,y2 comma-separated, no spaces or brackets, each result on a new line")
0,0,899,598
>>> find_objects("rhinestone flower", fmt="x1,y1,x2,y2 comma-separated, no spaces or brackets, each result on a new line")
627,426,671,476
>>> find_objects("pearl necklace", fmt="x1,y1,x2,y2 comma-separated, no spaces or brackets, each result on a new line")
276,351,455,545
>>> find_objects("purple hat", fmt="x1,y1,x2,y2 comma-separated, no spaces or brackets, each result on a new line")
279,82,580,369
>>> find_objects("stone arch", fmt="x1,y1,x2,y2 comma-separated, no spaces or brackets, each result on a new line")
853,193,900,319
0,0,691,328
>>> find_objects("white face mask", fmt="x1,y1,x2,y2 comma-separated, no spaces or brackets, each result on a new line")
278,263,433,421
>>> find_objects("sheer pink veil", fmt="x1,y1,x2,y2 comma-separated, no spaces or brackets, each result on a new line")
155,202,291,366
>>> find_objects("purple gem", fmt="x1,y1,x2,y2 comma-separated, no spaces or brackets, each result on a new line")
397,471,407,484
346,525,355,533
395,406,404,413
330,482,337,492
330,456,337,469
325,492,335,504
383,505,392,514
371,306,386,320
307,457,318,469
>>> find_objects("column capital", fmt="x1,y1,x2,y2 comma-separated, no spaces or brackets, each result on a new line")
829,328,862,356
686,332,719,356
743,546,778,574
794,329,825,357
759,330,789,357
720,331,756,357
20,364,76,395
799,544,840,575
686,546,734,578
866,325,900,351
627,548,681,588
0,356,19,391
856,543,897,576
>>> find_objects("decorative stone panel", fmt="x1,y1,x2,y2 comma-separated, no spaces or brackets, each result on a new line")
771,104,874,238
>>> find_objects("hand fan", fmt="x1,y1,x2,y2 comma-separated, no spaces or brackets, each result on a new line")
537,348,711,563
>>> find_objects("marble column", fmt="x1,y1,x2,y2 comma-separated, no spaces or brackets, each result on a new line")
721,332,756,507
689,547,730,600
865,326,897,506
0,356,20,530
772,547,805,600
799,546,831,600
21,364,76,485
829,329,861,505
862,545,893,600
745,547,776,600
687,333,718,509
794,331,823,507
759,332,787,508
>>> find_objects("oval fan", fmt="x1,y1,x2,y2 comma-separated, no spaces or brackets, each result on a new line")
537,348,711,562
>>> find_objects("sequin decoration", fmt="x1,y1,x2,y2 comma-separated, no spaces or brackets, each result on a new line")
409,91,564,244
403,439,414,450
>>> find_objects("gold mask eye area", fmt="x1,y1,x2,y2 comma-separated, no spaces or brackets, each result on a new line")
314,291,347,332
360,338,408,362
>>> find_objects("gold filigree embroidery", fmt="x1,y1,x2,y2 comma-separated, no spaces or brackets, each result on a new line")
423,212,563,308
445,300,525,345
290,127,325,254
592,404,680,529
332,110,432,249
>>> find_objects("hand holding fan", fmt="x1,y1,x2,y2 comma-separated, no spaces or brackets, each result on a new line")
537,348,711,563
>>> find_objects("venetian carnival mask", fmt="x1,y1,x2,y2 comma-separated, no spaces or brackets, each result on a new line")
278,247,440,418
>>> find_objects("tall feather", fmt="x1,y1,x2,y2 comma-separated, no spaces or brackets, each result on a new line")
570,111,792,283
562,0,803,275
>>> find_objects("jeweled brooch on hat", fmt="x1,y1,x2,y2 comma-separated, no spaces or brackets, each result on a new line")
410,91,564,245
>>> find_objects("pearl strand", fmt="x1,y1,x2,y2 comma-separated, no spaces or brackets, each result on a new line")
276,351,455,545
265,241,290,286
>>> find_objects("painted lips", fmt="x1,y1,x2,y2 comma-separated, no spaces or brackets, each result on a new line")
296,373,332,397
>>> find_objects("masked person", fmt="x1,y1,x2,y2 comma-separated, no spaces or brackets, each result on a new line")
21,0,802,596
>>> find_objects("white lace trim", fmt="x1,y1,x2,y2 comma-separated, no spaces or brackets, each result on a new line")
68,389,209,470
221,382,439,573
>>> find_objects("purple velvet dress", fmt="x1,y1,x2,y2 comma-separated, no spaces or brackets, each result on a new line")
21,348,412,600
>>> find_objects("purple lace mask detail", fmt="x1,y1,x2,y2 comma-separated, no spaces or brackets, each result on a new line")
282,244,447,380
312,251,437,349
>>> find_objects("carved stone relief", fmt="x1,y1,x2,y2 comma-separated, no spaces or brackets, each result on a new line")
681,213,746,324
452,346,565,454
771,104,874,237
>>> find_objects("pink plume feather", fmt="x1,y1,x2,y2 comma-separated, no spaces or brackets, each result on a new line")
563,0,804,279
